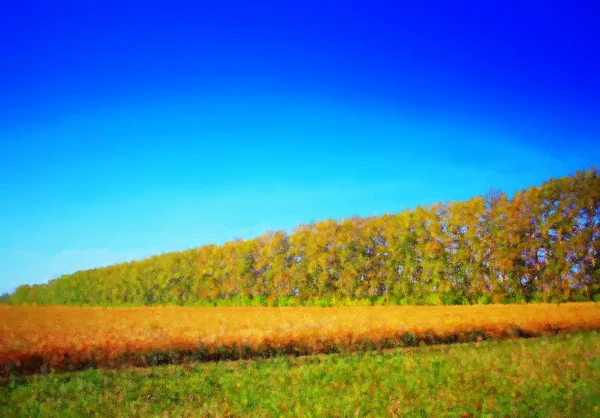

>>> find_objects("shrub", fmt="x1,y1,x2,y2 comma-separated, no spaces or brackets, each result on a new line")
477,294,491,305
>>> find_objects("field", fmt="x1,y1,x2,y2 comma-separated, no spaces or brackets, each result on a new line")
2,303,600,375
1,331,599,417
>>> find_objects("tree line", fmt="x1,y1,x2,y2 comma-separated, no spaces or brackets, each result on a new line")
7,168,600,306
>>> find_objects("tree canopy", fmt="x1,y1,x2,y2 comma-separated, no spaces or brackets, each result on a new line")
7,168,600,306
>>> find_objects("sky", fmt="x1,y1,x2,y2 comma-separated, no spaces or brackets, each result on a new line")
1,1,599,294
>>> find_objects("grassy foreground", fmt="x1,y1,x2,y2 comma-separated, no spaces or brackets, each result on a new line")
2,331,600,417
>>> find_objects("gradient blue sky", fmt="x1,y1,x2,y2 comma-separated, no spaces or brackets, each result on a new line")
1,1,599,294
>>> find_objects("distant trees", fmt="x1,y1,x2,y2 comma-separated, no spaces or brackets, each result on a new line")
5,168,600,306
0,292,13,304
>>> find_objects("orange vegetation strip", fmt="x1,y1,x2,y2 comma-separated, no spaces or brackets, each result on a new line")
1,303,600,375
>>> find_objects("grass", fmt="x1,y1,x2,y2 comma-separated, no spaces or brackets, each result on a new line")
2,331,600,417
3,303,600,375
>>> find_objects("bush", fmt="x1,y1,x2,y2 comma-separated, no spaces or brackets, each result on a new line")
477,294,491,305
317,298,331,308
440,292,460,305
502,294,527,304
425,294,443,306
250,296,267,307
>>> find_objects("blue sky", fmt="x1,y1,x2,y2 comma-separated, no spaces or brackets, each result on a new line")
1,1,599,294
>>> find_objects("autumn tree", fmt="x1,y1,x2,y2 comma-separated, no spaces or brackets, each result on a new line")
7,168,599,306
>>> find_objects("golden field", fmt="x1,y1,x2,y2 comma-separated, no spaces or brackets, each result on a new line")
1,303,600,375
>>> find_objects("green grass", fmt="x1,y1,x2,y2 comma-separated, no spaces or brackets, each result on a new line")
2,332,600,417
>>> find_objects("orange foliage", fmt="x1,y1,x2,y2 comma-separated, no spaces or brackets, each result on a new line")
1,303,600,375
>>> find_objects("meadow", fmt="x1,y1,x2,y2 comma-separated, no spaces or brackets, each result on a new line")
2,331,599,417
2,303,599,376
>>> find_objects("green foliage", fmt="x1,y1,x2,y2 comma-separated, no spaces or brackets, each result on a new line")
425,293,443,306
477,294,492,305
2,332,599,417
501,294,528,305
5,168,600,307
